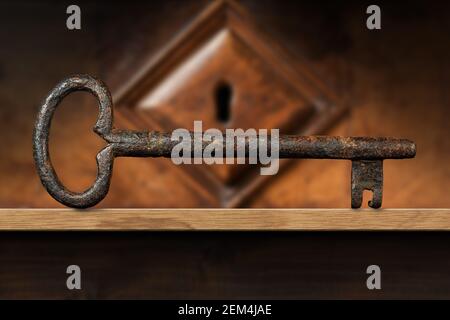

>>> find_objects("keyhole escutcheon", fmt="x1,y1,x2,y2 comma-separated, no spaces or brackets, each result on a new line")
215,81,233,124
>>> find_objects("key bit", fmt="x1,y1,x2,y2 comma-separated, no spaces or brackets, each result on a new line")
351,160,383,209
33,75,416,209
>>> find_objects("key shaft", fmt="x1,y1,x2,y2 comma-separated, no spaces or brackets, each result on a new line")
104,130,415,160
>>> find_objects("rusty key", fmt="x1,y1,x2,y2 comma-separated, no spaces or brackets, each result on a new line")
33,75,416,209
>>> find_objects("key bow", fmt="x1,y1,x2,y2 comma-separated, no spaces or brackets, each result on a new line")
33,75,114,208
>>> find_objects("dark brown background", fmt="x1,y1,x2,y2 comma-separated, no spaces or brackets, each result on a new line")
0,0,448,208
0,0,449,299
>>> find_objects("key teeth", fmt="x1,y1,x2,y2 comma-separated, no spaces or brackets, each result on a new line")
351,160,383,209
368,188,382,209
351,186,363,209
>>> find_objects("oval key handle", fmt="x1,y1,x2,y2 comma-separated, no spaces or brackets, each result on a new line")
33,75,115,208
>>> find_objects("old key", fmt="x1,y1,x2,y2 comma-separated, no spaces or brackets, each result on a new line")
33,75,416,209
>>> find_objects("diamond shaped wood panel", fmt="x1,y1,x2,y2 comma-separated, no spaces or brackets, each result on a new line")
113,0,346,207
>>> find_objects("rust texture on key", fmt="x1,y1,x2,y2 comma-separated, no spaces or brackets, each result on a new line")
33,75,416,209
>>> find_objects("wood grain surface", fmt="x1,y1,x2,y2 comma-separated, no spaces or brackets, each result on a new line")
0,208,449,231
1,1,449,209
2,231,450,299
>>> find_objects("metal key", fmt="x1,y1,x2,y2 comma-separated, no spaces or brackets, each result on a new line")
33,75,416,209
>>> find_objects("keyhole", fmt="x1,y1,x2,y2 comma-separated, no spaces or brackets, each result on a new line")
215,82,232,123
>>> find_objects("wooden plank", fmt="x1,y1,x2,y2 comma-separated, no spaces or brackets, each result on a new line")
0,209,448,231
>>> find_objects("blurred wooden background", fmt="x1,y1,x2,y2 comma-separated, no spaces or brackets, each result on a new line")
0,0,448,208
0,0,449,300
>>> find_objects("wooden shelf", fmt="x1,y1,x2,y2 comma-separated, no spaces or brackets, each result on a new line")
0,208,448,231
